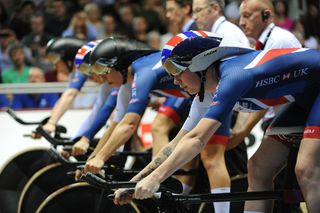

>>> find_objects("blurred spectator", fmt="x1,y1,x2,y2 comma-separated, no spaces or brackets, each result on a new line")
160,21,180,48
100,14,119,38
11,67,59,109
147,31,161,49
0,28,16,72
62,11,97,40
22,13,53,65
300,4,320,45
133,16,149,42
139,0,164,32
0,2,8,28
84,3,104,39
292,20,306,47
118,5,135,38
0,94,10,109
9,1,36,40
34,44,55,74
44,0,71,37
165,0,197,32
224,0,241,24
274,0,293,31
1,42,31,83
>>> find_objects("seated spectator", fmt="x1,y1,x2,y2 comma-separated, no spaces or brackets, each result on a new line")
62,11,97,40
11,67,59,109
1,42,31,83
0,94,10,109
147,30,161,50
0,28,15,73
99,14,118,38
9,1,35,40
22,13,53,66
274,0,293,31
117,5,135,38
133,15,148,42
44,0,71,37
84,3,104,39
300,4,320,47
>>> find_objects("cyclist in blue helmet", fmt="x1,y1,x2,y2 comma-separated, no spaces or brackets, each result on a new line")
115,31,320,213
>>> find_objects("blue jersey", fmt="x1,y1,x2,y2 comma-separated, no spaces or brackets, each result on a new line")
205,48,320,123
127,52,191,116
83,88,118,140
12,93,59,109
68,71,87,90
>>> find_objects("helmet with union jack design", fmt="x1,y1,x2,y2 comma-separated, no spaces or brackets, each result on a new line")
74,40,101,75
161,30,253,76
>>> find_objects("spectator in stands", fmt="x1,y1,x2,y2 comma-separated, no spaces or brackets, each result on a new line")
118,5,135,38
62,11,97,40
273,0,293,31
84,3,104,39
132,16,149,42
11,67,59,109
1,42,31,83
22,13,53,66
147,30,161,49
99,14,118,38
44,0,71,37
0,28,16,73
300,4,320,48
139,0,164,32
0,94,10,109
9,1,36,40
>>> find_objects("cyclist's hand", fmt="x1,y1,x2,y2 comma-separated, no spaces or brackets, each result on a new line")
74,169,82,181
134,176,160,200
227,130,247,150
84,157,104,174
72,137,90,156
42,122,56,133
114,188,133,205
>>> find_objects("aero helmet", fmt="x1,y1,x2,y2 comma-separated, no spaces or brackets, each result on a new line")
162,30,253,101
90,37,157,83
46,37,87,70
161,30,253,76
74,40,101,75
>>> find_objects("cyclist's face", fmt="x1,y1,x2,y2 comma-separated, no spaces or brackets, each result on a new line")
174,69,200,94
103,69,123,88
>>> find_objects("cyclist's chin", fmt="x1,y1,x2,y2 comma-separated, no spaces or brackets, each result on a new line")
186,88,199,95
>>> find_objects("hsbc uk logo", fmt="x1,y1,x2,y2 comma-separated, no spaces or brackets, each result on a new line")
255,67,309,88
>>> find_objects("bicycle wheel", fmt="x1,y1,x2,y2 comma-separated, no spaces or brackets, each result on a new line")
36,182,141,213
0,147,54,213
18,163,76,213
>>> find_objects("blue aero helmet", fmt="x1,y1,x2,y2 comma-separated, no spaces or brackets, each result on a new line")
161,30,253,101
161,30,253,76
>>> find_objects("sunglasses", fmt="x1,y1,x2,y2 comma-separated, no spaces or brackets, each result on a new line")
78,62,92,75
91,62,113,75
162,58,188,76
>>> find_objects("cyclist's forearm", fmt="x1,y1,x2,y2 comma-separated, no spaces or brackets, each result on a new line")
48,89,79,124
130,129,187,182
89,121,118,159
95,113,140,162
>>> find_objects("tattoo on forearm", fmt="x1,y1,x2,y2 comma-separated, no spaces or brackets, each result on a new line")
163,146,172,157
136,146,173,181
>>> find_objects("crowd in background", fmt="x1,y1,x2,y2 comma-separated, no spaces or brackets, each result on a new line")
0,0,319,109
